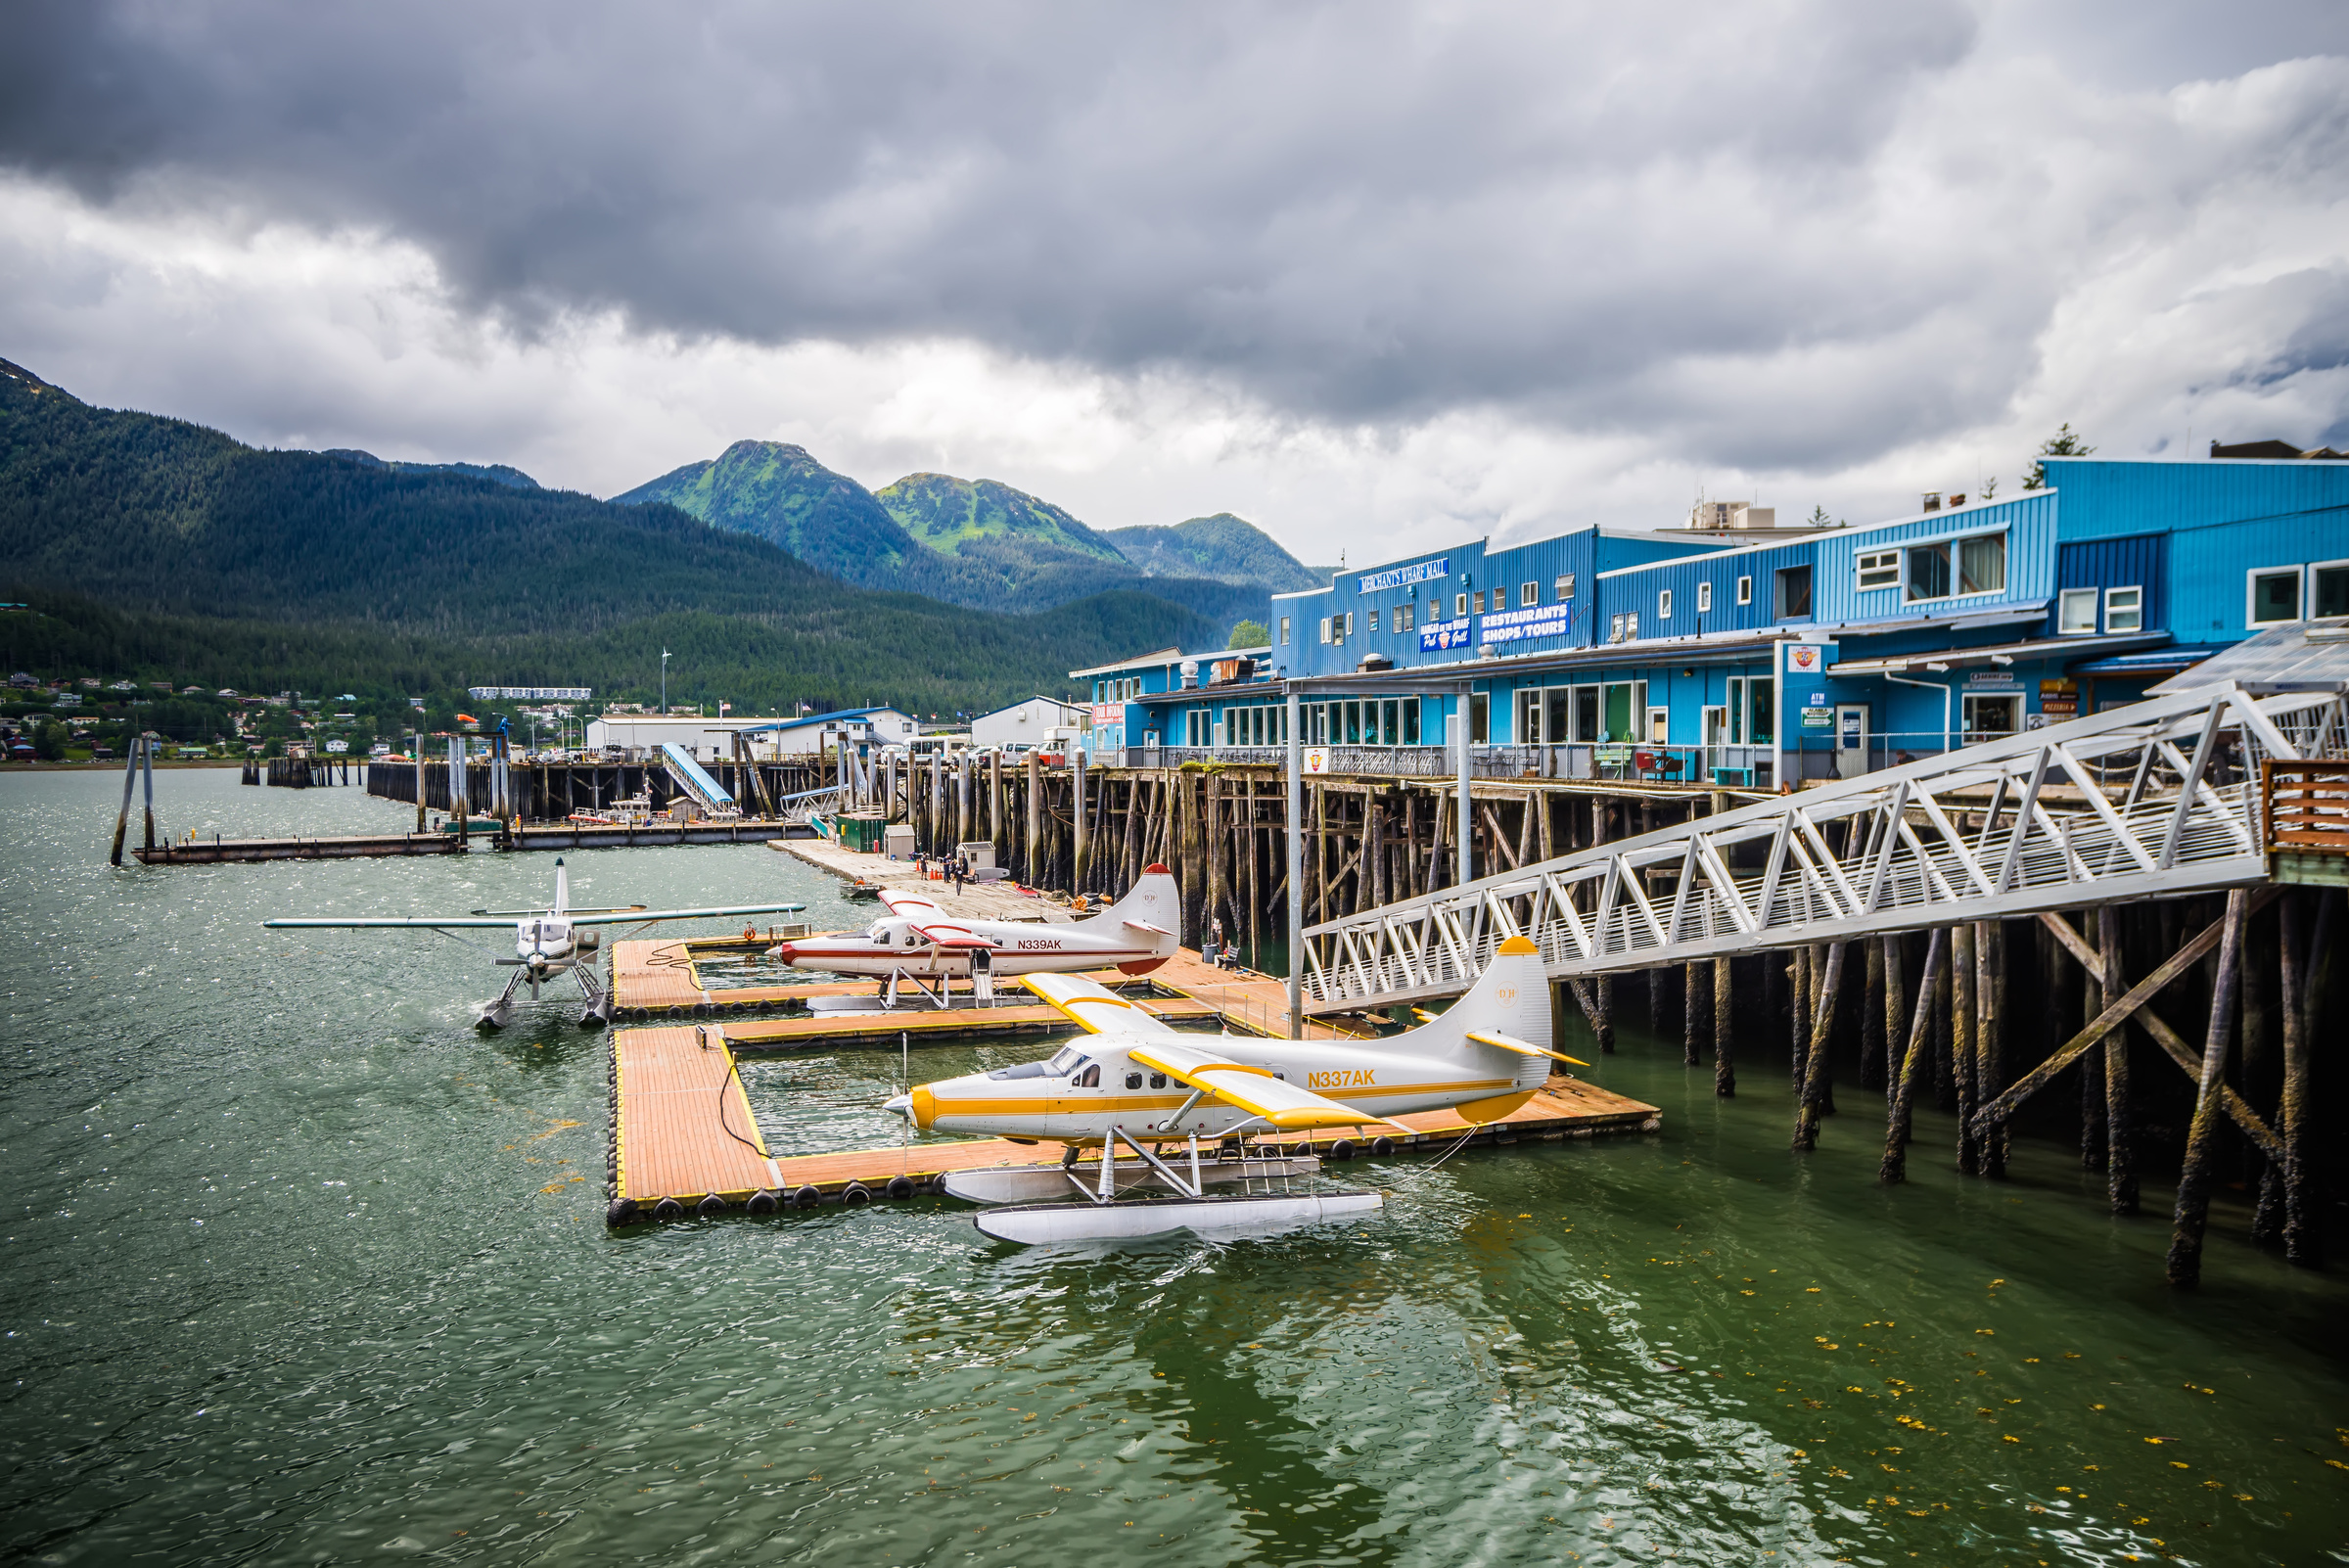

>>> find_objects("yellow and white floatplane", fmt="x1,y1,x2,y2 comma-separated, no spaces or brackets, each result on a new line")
884,935,1581,1243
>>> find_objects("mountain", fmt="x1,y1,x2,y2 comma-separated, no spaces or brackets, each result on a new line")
612,438,922,585
875,472,1125,561
618,443,1277,633
0,363,1219,714
323,448,540,489
1102,513,1323,593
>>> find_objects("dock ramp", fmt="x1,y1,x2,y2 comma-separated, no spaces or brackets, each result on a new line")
659,743,739,817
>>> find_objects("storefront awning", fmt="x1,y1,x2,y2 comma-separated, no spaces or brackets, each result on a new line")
1829,631,2168,678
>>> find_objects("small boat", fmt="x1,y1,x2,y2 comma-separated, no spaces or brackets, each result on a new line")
842,878,884,902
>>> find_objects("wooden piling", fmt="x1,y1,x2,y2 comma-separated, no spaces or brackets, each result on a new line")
1683,960,1704,1067
1953,922,1978,1174
1713,954,1734,1097
1880,933,1906,1109
1593,974,1616,1054
2165,889,2250,1287
1861,937,1887,1092
1794,941,1848,1150
2098,903,2139,1215
109,736,139,866
2280,889,2326,1268
1880,928,1951,1183
1978,920,2006,1179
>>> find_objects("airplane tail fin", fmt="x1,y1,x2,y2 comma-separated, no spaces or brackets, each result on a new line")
554,857,570,915
1392,936,1557,1093
1080,863,1181,946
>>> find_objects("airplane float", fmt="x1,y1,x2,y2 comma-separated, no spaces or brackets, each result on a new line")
764,865,1180,1009
883,934,1584,1243
263,858,806,1028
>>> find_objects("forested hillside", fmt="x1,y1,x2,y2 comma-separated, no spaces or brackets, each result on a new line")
1102,513,1324,592
0,361,1215,714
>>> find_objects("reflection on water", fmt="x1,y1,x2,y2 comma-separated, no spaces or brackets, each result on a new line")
1,768,2344,1564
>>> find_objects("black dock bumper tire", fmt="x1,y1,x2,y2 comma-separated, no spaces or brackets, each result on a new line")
606,1197,641,1227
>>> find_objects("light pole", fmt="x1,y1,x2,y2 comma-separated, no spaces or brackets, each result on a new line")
661,650,670,715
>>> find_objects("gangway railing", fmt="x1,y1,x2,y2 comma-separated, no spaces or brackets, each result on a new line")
1299,681,2347,1014
657,743,742,818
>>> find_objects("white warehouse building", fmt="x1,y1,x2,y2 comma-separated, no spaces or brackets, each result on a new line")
972,696,1086,751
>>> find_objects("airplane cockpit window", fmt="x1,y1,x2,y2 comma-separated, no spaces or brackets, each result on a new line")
1046,1045,1085,1076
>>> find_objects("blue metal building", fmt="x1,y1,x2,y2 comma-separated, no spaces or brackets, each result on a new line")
1074,455,2349,786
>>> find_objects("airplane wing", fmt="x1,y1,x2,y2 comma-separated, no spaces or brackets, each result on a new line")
264,915,517,929
877,885,946,920
569,902,812,926
1124,1038,1398,1131
906,922,996,950
1022,971,1175,1036
1467,1029,1590,1068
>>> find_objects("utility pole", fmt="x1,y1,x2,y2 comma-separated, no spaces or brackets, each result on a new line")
661,650,670,715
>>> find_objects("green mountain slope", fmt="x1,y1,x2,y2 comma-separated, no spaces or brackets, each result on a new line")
612,438,919,584
1102,513,1323,593
0,363,1217,715
617,444,1276,630
876,473,1125,561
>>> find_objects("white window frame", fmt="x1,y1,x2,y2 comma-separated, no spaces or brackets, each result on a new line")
2102,585,2142,634
1455,592,1469,618
1626,611,1640,640
1657,588,1673,621
1279,616,1291,646
1696,581,1713,614
2246,565,2304,625
1735,575,1753,606
1556,574,1575,601
1905,528,2009,603
2058,587,2099,635
1318,617,1333,645
1520,580,1539,608
1856,549,1901,591
1646,707,1670,745
2309,558,2349,621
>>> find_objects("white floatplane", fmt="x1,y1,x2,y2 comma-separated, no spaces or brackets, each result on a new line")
766,864,1180,1009
884,935,1582,1243
262,858,806,1028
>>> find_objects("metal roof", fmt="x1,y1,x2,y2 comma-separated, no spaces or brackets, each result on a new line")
2147,619,2349,694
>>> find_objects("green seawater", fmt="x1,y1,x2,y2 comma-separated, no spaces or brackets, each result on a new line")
3,769,2345,1565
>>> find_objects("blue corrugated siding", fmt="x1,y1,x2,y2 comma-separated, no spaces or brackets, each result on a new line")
2052,534,2166,634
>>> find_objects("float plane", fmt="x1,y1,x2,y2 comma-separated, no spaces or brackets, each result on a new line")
884,935,1584,1243
765,865,1179,1009
263,858,805,1028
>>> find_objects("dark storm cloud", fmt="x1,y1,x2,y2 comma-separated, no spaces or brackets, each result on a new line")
3,0,2346,469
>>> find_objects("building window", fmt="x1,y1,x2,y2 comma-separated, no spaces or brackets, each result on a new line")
1907,531,2006,601
2315,562,2349,620
2058,587,2098,634
1279,616,1291,646
1857,549,1900,590
1736,575,1752,606
1342,612,1354,638
1962,693,2020,745
1455,592,1469,618
1657,588,1674,621
1318,617,1332,644
1556,574,1575,601
1520,581,1539,607
2249,567,2303,624
1696,581,1712,613
1472,590,1486,616
1392,604,1414,633
1774,565,1813,619
2102,585,2142,633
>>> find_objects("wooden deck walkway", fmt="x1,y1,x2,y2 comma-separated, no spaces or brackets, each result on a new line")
769,835,1082,922
135,831,466,863
606,1021,1662,1222
609,1026,783,1216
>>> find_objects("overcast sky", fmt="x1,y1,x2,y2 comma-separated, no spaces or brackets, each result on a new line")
4,0,2346,565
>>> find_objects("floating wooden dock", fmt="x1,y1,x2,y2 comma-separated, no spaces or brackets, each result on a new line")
134,831,466,863
604,1021,1661,1222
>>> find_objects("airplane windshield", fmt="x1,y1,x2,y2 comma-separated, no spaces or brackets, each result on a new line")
1045,1046,1086,1077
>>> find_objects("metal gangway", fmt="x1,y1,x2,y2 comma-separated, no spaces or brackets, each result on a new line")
657,743,743,819
1299,681,2346,1014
